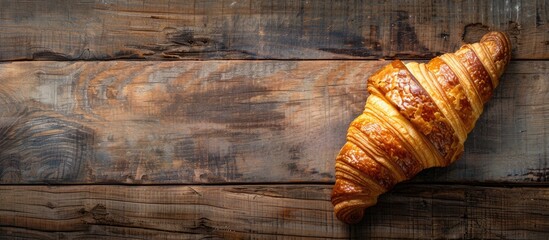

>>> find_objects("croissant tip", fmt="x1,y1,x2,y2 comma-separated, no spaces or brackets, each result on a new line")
481,31,512,63
334,203,366,224
481,31,511,46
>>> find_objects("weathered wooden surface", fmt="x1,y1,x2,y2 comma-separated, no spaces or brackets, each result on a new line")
0,61,547,184
0,60,373,184
0,184,547,239
0,0,546,239
350,184,549,239
0,185,345,239
0,0,546,61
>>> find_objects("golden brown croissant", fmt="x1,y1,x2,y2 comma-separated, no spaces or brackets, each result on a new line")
332,31,511,224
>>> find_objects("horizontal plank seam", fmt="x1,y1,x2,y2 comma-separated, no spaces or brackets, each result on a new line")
0,58,546,63
0,181,335,186
0,223,348,239
0,182,548,188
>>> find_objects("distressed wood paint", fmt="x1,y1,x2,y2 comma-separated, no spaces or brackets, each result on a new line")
0,0,546,61
0,61,546,184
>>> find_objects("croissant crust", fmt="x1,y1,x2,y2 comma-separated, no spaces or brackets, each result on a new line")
332,31,511,224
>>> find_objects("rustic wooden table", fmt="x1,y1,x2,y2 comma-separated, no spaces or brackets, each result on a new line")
0,0,547,239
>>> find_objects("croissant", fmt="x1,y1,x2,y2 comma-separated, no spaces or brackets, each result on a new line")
332,31,511,224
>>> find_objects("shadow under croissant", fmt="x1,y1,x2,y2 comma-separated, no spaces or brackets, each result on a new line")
348,183,469,237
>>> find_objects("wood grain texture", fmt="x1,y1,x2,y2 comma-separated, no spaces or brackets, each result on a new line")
0,0,546,61
0,60,374,184
0,61,547,184
350,184,549,239
0,185,346,239
0,184,547,239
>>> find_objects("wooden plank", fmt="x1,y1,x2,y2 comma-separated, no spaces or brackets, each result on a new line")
0,185,346,239
0,60,377,184
0,61,547,184
350,184,549,239
0,184,547,239
0,0,546,61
